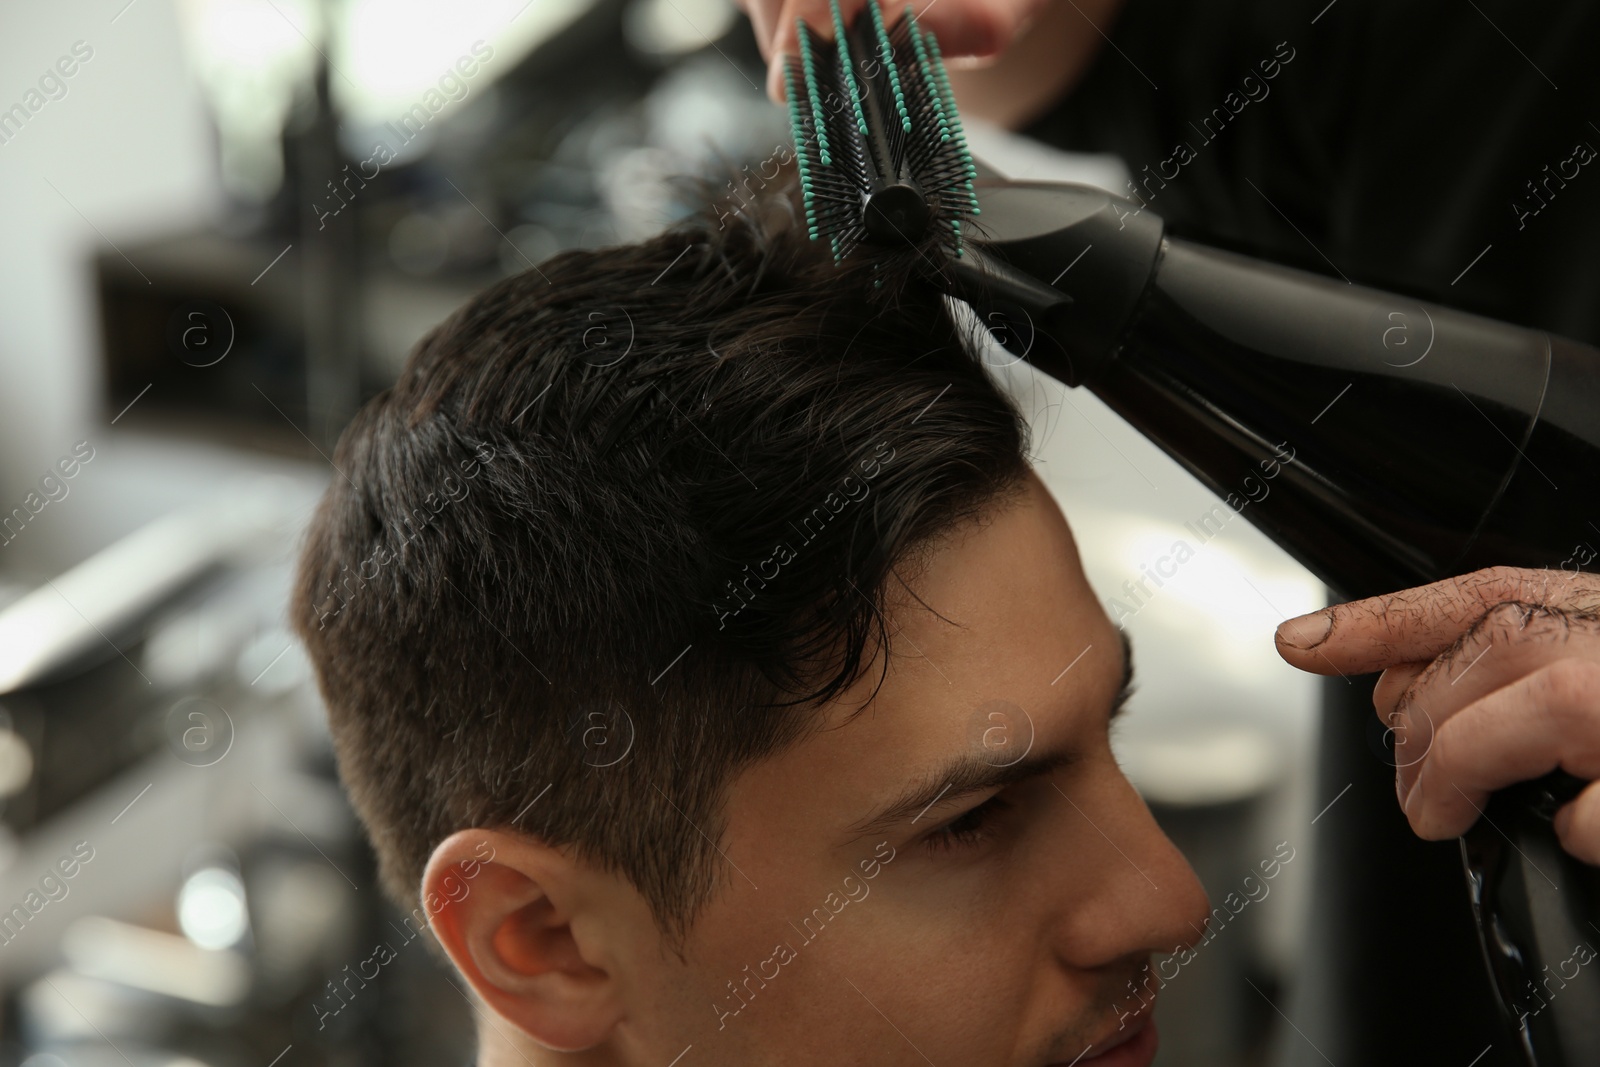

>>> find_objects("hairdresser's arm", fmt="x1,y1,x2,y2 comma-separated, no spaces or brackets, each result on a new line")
1273,566,1600,866
736,0,1126,129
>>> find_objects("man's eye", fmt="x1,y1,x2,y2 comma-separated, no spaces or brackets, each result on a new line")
923,795,1011,855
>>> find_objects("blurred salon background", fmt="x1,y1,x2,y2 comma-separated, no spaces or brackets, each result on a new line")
0,2,1322,1064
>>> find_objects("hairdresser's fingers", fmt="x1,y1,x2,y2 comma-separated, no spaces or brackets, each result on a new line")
1372,661,1431,793
1378,606,1600,801
726,0,816,99
764,0,859,101
1273,565,1600,676
762,0,1043,102
1371,661,1429,723
1554,781,1600,866
1402,660,1600,866
910,0,1047,61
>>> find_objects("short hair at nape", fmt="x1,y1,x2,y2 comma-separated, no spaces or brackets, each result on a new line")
289,160,1031,952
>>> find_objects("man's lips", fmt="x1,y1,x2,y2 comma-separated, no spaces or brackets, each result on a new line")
1046,998,1154,1066
1078,1011,1148,1058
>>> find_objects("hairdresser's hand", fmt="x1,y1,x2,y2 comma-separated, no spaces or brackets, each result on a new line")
733,0,1052,102
1273,565,1600,866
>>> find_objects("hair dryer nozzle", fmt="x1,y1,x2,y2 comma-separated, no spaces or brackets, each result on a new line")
950,180,1164,387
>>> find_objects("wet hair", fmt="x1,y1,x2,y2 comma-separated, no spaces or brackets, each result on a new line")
289,163,1031,951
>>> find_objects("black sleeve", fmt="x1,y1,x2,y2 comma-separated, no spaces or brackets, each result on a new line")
1020,0,1600,346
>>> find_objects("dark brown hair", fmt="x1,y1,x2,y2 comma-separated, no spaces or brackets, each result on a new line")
289,166,1031,951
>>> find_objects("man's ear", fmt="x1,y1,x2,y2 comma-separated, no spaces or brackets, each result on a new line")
422,828,624,1052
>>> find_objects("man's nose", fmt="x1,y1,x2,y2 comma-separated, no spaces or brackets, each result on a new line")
1050,764,1213,970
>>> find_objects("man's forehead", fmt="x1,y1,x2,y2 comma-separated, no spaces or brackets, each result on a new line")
725,475,1119,844
839,629,1134,844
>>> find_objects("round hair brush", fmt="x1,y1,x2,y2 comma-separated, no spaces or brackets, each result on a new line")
783,0,980,263
782,3,1600,1065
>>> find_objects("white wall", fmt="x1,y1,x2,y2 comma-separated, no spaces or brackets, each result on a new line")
0,0,219,529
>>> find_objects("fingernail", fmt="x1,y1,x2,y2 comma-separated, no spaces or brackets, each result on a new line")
1276,610,1332,649
1403,773,1425,825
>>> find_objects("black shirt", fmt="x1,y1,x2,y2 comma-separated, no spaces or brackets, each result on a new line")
1021,0,1600,346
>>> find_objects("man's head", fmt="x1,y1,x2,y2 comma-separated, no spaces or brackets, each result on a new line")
291,173,1209,1065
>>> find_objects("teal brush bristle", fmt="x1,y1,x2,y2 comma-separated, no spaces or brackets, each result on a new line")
867,0,911,133
829,0,870,139
783,0,981,265
920,24,981,212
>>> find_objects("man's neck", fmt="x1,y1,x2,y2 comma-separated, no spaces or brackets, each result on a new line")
478,1019,544,1067
476,1020,619,1067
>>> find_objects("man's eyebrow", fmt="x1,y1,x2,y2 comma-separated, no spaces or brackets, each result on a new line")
845,632,1137,841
